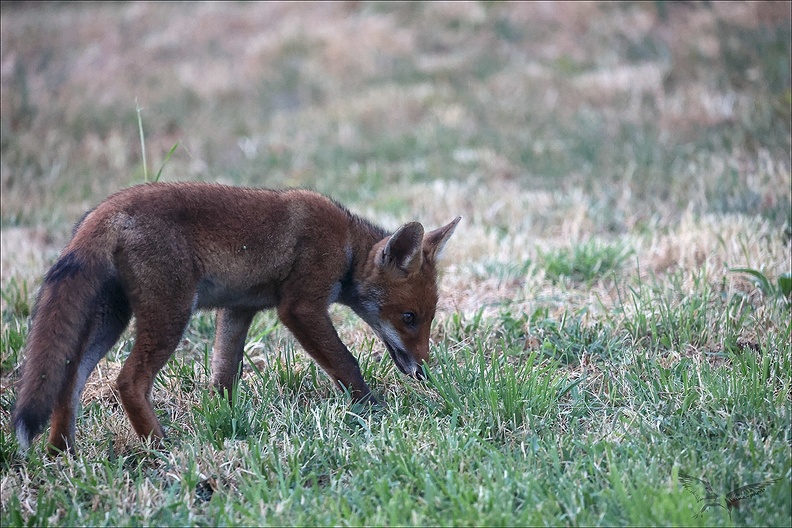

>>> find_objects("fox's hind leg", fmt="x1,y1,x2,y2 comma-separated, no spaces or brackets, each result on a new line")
115,301,192,443
48,281,131,454
211,308,256,400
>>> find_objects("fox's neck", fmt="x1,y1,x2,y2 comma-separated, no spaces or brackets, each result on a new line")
338,212,389,313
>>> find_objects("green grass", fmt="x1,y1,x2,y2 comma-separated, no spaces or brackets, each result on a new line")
2,318,788,526
539,240,632,285
1,2,790,526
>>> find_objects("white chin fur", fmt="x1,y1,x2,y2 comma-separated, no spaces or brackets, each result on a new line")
379,322,418,374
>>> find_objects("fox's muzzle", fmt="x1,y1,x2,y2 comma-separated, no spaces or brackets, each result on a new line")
382,341,424,379
376,322,429,379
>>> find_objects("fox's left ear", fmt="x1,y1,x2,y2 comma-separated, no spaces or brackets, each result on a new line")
424,216,461,263
381,221,425,273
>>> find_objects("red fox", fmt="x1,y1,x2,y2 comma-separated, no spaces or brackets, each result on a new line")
12,182,459,454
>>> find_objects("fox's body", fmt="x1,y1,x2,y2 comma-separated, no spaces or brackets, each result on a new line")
12,182,459,453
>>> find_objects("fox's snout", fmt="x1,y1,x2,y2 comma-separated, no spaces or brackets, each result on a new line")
385,334,430,380
377,326,428,380
408,344,429,380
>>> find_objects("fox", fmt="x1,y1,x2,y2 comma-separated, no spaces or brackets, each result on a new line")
11,182,460,454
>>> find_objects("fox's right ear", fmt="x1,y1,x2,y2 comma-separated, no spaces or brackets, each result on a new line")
380,222,424,273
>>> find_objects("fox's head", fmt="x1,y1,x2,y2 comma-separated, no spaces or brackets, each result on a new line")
359,217,460,378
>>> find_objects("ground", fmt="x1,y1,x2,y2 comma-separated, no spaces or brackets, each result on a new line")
1,2,790,526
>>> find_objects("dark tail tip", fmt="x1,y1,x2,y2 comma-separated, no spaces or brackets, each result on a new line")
12,405,48,453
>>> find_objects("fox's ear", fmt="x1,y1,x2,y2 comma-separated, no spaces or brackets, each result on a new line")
424,216,461,263
381,222,424,273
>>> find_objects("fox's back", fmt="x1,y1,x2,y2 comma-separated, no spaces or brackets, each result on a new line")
79,183,361,307
99,183,350,236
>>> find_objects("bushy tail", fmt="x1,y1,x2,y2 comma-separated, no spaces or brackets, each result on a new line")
12,244,115,451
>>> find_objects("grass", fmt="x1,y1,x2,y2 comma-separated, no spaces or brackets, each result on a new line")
539,240,632,285
1,1,791,526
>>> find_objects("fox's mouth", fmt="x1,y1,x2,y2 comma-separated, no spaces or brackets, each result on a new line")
382,340,423,379
370,321,425,379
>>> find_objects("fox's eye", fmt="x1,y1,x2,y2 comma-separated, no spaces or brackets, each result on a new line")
402,312,415,325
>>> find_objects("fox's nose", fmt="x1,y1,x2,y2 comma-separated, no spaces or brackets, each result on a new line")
411,363,426,380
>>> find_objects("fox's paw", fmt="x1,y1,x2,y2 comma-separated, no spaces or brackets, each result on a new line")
350,392,385,415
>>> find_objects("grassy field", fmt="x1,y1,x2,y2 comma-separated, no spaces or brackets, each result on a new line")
1,1,790,526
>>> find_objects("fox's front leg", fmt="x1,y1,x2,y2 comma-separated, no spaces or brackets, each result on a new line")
277,300,375,404
211,308,256,399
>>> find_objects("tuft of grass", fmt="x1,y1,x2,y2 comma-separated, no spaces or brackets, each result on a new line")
539,241,632,285
533,310,620,365
1,278,31,375
618,270,718,351
135,100,179,183
0,278,31,320
420,341,572,438
0,319,25,376
729,266,792,305
193,385,255,450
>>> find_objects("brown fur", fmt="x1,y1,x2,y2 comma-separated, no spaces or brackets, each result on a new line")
12,182,459,454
